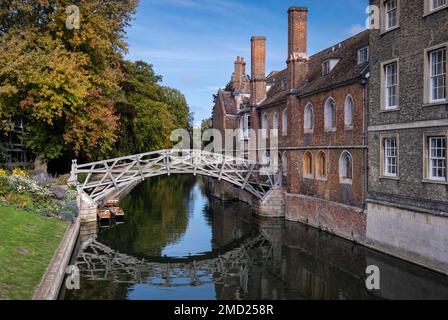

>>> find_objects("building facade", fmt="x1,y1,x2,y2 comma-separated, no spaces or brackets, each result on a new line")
211,3,448,273
366,0,448,272
211,7,370,241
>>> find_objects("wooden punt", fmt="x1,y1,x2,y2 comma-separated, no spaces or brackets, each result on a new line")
109,207,125,217
97,209,112,220
105,199,120,207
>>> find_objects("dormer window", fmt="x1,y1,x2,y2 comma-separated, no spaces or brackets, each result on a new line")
322,61,331,76
358,47,369,64
322,59,340,76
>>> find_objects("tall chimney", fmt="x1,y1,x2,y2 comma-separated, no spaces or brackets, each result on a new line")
232,56,246,90
250,36,267,105
287,7,309,90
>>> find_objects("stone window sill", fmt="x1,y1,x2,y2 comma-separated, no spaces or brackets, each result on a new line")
423,100,448,107
345,126,354,131
304,175,314,180
380,26,400,36
423,5,448,17
316,176,328,182
325,128,336,133
380,175,400,181
304,129,314,134
339,178,353,185
422,179,448,185
380,107,400,113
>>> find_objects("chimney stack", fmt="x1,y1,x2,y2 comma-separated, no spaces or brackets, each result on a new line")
232,56,246,90
250,36,267,105
287,7,309,90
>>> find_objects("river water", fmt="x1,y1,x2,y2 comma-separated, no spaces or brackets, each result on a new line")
62,175,448,300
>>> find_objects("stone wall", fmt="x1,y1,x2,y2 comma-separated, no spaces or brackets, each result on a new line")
285,193,366,242
366,202,448,274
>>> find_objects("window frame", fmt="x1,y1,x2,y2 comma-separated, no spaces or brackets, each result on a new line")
380,134,400,180
339,151,353,185
303,151,314,179
425,0,448,15
316,151,328,181
381,58,400,111
261,112,269,139
324,97,337,132
382,0,399,32
424,43,448,105
357,47,369,65
423,131,448,184
304,103,314,133
344,95,354,129
282,108,288,136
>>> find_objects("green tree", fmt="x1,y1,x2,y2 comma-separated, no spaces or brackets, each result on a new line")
112,61,192,156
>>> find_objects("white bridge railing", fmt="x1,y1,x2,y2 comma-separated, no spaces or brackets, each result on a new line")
70,149,282,202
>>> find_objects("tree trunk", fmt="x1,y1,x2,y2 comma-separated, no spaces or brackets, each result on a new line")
34,154,48,174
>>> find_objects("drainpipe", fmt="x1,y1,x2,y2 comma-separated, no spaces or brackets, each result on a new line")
361,78,367,211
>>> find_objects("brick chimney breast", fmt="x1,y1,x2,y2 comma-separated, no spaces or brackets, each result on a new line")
251,36,267,105
287,7,309,90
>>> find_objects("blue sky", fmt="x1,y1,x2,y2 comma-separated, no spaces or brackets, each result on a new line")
125,0,369,127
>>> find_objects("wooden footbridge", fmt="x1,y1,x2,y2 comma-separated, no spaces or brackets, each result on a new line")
70,149,281,202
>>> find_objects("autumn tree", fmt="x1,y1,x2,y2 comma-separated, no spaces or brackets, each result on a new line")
0,0,139,167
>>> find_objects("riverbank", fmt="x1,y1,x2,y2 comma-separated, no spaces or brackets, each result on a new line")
0,206,67,300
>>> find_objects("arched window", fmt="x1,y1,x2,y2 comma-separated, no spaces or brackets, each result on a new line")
325,98,337,130
262,113,269,138
316,151,327,179
304,103,314,131
282,151,288,176
273,112,279,133
282,108,288,135
339,151,353,183
304,151,313,178
344,95,354,128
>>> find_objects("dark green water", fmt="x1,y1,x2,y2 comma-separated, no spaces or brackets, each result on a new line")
62,175,448,300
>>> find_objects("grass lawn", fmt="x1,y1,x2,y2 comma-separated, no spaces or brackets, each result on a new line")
0,206,67,300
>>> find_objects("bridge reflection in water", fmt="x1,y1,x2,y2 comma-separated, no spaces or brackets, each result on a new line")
62,176,448,300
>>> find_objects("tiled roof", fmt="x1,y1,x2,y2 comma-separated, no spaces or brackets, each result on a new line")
216,30,370,114
299,30,370,96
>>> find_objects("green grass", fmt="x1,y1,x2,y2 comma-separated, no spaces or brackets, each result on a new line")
0,206,67,300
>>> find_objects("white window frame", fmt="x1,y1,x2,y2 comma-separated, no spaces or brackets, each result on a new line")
382,60,399,110
430,0,448,11
357,47,369,65
385,0,398,31
322,61,330,76
384,138,398,177
429,48,447,103
429,136,447,181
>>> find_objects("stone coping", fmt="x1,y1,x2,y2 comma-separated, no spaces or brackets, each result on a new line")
32,217,80,300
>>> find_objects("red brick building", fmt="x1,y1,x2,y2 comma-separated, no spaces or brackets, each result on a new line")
212,6,370,241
